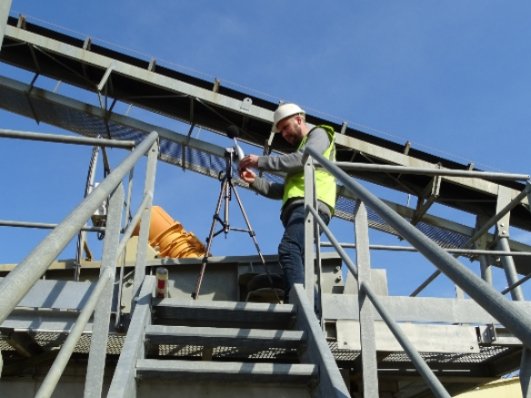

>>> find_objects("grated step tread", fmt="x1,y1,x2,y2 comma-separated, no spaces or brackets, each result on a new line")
153,299,296,329
145,324,305,349
136,358,317,384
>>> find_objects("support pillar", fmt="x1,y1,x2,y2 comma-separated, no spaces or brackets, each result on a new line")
0,0,12,51
496,187,524,301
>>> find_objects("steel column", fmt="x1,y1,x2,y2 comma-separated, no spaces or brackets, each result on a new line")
475,216,493,285
496,187,524,301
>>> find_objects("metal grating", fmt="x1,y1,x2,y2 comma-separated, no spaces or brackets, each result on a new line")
0,75,473,251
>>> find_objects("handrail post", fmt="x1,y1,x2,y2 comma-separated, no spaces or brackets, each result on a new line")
132,139,158,303
0,131,158,325
84,182,124,398
303,156,316,304
354,202,379,397
307,146,531,348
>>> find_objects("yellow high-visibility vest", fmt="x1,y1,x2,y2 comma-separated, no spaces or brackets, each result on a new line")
282,125,336,211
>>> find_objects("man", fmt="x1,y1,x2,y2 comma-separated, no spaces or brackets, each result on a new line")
238,103,337,302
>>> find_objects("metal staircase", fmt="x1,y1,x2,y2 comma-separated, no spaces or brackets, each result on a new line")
108,276,349,398
1,5,531,398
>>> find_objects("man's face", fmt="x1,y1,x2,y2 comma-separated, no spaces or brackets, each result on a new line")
278,115,303,146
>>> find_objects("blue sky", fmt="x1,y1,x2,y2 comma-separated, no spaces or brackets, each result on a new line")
1,1,530,297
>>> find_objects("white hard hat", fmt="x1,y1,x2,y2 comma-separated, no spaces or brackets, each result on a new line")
273,103,305,132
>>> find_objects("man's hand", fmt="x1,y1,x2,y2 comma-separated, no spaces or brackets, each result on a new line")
238,154,259,170
239,168,256,184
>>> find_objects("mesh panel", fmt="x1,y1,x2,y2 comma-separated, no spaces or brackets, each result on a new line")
0,79,473,251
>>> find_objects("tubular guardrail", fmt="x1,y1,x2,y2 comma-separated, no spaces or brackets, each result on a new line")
303,146,531,397
0,130,159,398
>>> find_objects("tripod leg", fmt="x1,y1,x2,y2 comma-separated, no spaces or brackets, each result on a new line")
231,184,282,303
191,178,228,299
231,184,266,263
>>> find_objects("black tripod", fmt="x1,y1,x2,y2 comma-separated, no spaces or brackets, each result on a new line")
191,148,276,300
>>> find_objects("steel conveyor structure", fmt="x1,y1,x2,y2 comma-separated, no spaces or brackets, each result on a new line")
1,15,530,266
1,10,530,398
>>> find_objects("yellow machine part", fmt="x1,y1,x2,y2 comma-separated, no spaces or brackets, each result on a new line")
133,206,207,258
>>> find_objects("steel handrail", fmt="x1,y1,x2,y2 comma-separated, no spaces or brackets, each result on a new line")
307,205,451,397
335,161,530,181
0,128,136,148
0,130,158,324
306,145,531,348
34,267,114,398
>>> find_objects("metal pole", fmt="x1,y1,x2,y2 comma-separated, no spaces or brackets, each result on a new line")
0,220,104,232
0,131,158,325
409,183,531,295
502,273,531,295
132,139,158,300
308,205,450,397
362,284,451,398
355,203,379,398
84,182,123,398
335,162,530,181
319,242,531,256
304,157,316,303
307,146,531,349
0,129,135,148
498,237,524,301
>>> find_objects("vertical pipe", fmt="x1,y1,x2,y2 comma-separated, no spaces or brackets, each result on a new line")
115,167,135,328
132,140,158,300
475,215,493,285
84,183,124,398
303,157,316,303
354,202,379,397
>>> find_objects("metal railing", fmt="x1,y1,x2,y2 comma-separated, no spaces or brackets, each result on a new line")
0,130,159,398
302,146,531,398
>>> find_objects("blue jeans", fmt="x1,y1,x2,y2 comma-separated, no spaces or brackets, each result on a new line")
278,204,330,302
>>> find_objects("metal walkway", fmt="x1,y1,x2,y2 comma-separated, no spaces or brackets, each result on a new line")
0,7,530,398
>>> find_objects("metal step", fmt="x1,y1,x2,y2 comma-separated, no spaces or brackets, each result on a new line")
145,324,305,350
136,359,317,384
153,299,296,329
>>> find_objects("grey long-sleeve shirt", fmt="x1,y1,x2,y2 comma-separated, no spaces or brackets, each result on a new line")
249,126,331,200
